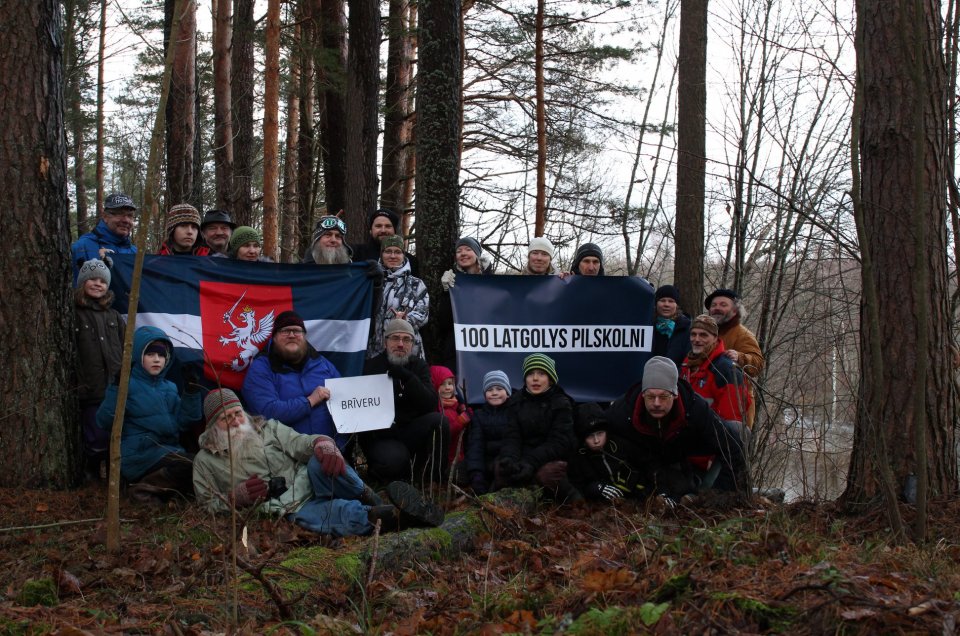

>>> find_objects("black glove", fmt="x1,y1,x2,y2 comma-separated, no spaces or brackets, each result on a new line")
365,259,383,280
182,366,202,394
386,364,415,382
496,456,518,477
514,461,535,483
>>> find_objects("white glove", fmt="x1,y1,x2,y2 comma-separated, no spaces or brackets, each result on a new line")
599,484,623,501
441,269,457,291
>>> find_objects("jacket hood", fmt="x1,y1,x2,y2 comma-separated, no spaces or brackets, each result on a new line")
132,325,173,380
382,256,412,279
429,365,455,391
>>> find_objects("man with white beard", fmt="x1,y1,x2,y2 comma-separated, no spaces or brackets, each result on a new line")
303,215,353,265
192,389,444,536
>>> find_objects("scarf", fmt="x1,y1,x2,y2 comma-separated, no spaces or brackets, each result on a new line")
655,316,676,338
684,341,716,368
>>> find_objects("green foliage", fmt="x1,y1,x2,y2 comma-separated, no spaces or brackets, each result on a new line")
17,578,58,607
567,604,669,634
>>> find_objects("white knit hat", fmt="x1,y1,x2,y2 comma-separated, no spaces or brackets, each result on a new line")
528,236,554,259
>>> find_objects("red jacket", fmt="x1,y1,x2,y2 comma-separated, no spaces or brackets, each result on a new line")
681,340,751,424
158,243,211,256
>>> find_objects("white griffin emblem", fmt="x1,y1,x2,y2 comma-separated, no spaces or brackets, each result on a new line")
219,290,275,371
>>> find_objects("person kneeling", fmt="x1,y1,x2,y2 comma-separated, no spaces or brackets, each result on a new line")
193,389,443,536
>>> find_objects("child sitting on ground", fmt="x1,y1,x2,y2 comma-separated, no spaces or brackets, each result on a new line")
430,366,472,471
465,370,513,494
97,325,202,503
75,258,125,479
568,404,647,501
496,354,579,503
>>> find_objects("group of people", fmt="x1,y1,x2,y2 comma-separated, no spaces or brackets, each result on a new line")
71,193,766,538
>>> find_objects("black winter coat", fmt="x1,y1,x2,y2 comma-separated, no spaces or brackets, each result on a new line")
465,402,511,476
499,385,576,470
568,433,649,500
363,353,437,425
75,289,126,404
651,312,692,369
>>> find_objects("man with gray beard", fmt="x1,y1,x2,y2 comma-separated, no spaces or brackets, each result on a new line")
359,319,449,482
192,389,444,536
303,215,352,265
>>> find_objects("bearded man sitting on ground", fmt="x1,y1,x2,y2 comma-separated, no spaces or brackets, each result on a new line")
192,389,444,536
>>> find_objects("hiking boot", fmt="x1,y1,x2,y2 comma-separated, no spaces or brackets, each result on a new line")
386,481,445,528
359,485,385,507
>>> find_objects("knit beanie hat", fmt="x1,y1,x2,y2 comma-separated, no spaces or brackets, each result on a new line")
456,237,482,259
369,208,400,231
272,310,306,337
691,313,719,337
482,369,511,394
522,353,558,384
572,242,603,272
380,235,405,252
575,402,607,439
228,226,262,257
384,318,415,338
311,215,347,244
165,203,201,236
204,388,242,425
144,341,170,357
642,356,678,395
77,259,111,287
655,285,680,303
429,365,455,391
528,236,555,259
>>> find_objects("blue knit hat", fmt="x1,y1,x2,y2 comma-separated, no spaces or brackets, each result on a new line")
482,370,511,394
522,353,558,384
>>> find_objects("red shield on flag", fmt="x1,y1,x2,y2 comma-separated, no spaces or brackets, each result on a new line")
199,281,294,389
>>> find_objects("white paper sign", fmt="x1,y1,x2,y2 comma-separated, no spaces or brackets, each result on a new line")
326,374,395,434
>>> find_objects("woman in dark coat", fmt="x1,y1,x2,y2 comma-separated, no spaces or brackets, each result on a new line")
650,284,691,368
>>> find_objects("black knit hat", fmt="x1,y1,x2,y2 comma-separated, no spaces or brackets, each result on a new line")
572,243,604,275
272,310,305,337
369,208,400,231
574,403,607,439
704,288,740,310
655,285,680,303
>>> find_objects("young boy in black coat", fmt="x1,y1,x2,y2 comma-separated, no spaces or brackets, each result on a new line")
568,404,648,501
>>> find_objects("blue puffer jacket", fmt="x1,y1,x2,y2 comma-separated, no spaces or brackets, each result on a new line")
97,325,200,481
71,219,137,282
242,341,345,447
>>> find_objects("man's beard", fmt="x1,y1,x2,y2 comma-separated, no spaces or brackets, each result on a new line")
277,340,308,365
711,310,732,326
211,420,264,463
312,243,351,265
387,350,412,366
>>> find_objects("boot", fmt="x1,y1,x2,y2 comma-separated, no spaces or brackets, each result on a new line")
359,485,385,507
367,505,401,532
386,481,445,528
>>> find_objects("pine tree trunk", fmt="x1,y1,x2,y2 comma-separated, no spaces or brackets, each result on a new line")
281,23,301,263
533,0,547,237
96,0,106,218
0,0,78,488
213,0,234,211
674,0,708,310
844,0,958,506
165,0,197,206
262,0,281,259
231,0,256,226
344,0,381,227
297,8,316,258
417,0,462,359
318,0,348,216
380,0,415,214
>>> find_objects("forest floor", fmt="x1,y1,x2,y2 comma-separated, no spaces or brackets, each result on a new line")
1,480,959,635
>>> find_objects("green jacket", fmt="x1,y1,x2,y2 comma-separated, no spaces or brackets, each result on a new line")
192,418,320,515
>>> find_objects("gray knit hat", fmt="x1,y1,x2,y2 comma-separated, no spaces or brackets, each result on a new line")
384,318,415,338
642,356,678,395
522,353,558,384
482,370,511,394
77,259,111,287
456,237,482,259
228,226,262,257
204,388,242,425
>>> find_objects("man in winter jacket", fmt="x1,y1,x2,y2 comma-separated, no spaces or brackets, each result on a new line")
193,389,444,536
606,356,746,499
681,314,751,427
359,319,449,482
71,192,138,282
350,208,420,276
242,311,344,445
705,289,764,428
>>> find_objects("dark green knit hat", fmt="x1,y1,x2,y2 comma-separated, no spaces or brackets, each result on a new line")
228,225,262,257
522,353,558,384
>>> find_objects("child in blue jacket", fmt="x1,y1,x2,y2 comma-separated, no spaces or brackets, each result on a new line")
97,325,201,503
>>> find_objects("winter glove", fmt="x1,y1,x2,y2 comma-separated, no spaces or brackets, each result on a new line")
496,456,518,478
182,366,202,394
440,269,457,291
365,259,383,280
386,364,415,382
599,484,623,501
514,461,535,484
314,436,346,477
232,475,268,507
470,472,489,495
535,461,567,488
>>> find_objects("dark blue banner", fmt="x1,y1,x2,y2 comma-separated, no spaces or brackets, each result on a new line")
110,255,374,388
451,275,655,403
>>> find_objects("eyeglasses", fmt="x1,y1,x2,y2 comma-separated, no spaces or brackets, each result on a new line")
316,216,347,235
277,327,305,337
387,335,414,344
